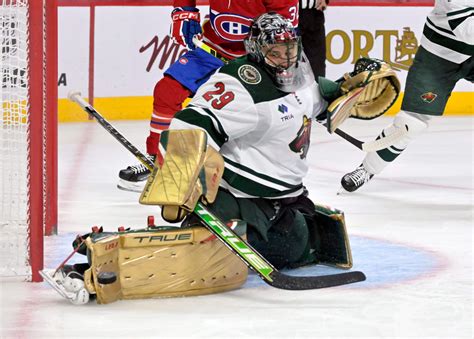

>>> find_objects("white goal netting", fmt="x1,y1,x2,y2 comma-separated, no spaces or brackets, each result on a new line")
1,1,30,278
0,0,51,281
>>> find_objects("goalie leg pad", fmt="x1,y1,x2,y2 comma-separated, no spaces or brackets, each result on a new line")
305,204,353,269
83,225,248,304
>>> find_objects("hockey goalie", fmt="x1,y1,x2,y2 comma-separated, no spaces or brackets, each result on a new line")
42,127,357,304
42,12,399,304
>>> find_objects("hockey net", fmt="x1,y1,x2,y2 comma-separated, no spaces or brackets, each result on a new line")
1,0,57,282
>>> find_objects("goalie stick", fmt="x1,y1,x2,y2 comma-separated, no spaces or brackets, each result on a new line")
318,121,409,152
192,36,229,63
192,36,408,153
68,91,366,290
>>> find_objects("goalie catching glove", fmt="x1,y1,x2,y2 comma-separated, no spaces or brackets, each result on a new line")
318,58,400,132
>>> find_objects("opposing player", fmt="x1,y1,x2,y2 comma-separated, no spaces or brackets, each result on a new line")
340,0,474,192
117,0,299,192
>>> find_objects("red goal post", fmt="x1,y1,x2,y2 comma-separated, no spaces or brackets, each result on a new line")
1,0,57,282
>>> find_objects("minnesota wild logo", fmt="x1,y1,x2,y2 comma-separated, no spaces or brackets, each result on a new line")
421,92,437,103
238,65,261,85
289,115,312,159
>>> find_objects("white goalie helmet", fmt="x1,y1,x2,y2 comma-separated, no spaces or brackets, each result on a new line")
244,12,312,92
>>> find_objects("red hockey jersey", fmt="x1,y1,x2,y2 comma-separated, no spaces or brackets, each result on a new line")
173,0,299,59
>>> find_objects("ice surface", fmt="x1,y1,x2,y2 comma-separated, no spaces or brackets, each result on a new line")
1,117,472,338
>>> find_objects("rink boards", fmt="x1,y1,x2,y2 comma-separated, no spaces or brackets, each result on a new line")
56,4,473,121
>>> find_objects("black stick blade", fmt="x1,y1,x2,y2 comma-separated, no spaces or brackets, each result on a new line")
267,271,366,290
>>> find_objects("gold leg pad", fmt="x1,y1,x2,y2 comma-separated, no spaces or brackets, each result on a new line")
84,226,248,304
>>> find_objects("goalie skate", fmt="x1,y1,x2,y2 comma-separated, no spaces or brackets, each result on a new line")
40,266,90,305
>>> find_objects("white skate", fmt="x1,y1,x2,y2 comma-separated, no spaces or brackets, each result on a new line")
40,268,90,305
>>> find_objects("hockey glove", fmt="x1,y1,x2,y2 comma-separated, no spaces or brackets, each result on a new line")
317,58,400,132
341,58,400,120
170,6,202,49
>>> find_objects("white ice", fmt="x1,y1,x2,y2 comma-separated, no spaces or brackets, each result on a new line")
1,116,472,338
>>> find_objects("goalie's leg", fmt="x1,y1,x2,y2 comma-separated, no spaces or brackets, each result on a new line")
341,110,430,192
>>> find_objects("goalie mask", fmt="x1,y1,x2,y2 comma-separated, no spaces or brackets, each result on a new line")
245,12,307,92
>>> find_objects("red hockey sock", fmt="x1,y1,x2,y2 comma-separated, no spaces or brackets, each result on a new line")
147,76,191,160
146,133,163,166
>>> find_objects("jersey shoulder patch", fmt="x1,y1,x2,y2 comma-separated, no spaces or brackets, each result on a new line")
218,57,287,103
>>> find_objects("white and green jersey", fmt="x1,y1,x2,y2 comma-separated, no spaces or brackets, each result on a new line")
169,57,326,199
421,0,474,63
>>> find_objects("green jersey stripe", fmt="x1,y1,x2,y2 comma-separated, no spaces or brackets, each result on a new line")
446,7,474,17
222,167,304,197
173,108,227,147
426,17,455,36
423,24,474,55
188,104,229,142
223,156,298,189
448,13,474,31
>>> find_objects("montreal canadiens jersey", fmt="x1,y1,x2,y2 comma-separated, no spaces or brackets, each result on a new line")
173,0,299,59
421,0,474,63
169,57,326,199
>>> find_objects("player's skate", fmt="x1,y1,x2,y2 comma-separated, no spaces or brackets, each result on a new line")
117,155,155,192
340,165,374,192
40,265,90,305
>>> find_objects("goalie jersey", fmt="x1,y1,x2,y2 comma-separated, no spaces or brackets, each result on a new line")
169,57,326,199
422,0,474,63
